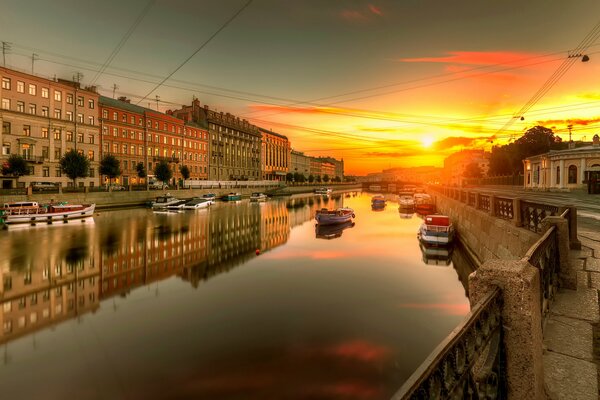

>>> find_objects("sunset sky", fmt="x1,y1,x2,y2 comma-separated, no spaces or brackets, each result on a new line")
2,0,600,175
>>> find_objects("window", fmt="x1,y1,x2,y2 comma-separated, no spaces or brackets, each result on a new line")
54,109,61,119
103,143,109,153
102,126,108,135
123,144,127,154
55,167,61,177
77,133,83,143
23,125,30,136
88,134,94,144
28,84,36,95
102,109,108,119
66,131,73,142
77,113,83,123
556,166,560,185
41,87,49,98
2,98,10,109
2,143,9,155
88,99,94,109
1,77,10,89
17,81,24,93
77,96,84,106
122,114,127,123
88,115,94,125
112,143,118,153
112,111,117,121
2,121,10,134
88,150,94,160
568,165,577,184
43,166,49,177
54,90,62,101
42,147,49,159
17,101,24,112
89,167,95,177
42,106,49,117
66,94,73,104
112,127,117,136
29,103,36,114
53,129,61,140
66,111,73,121
41,127,48,138
130,116,135,124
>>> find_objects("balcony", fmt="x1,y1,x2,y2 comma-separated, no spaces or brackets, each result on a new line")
23,155,45,164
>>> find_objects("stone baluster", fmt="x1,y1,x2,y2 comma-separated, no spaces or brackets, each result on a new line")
541,216,576,289
513,198,523,227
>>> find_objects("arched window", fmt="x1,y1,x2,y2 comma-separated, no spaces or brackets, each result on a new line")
568,165,577,184
556,166,560,185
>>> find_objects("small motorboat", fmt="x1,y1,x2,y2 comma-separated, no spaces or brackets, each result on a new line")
201,193,217,204
166,200,188,210
414,193,435,214
151,194,181,209
250,192,268,202
371,194,386,209
221,192,242,201
182,198,212,209
418,214,455,246
398,193,415,208
315,207,355,225
314,187,332,195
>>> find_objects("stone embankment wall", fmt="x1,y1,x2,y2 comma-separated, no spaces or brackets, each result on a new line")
431,193,539,262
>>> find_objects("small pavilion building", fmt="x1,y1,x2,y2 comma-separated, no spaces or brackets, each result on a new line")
523,134,600,194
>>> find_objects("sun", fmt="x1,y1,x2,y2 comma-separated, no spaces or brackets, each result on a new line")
421,136,435,148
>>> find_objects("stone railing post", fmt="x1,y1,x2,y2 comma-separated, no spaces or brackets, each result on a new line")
469,260,545,400
559,205,581,250
489,195,496,216
542,216,576,289
474,192,480,210
513,198,523,227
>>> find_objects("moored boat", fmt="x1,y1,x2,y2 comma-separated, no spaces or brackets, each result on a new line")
418,214,455,246
398,194,415,208
1,201,95,225
315,207,355,225
166,200,188,210
182,198,212,209
314,187,332,195
371,194,386,209
221,192,242,201
151,194,181,208
414,193,436,214
250,192,268,202
201,193,217,204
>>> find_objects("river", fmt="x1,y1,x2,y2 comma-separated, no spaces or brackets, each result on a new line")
0,191,471,399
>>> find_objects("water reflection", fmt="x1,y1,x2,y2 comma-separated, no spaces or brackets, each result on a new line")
315,221,355,240
0,192,473,399
419,242,454,266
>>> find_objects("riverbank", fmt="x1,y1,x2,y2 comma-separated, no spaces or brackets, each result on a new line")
0,184,362,210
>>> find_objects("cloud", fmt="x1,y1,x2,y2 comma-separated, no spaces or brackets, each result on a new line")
432,136,476,150
339,4,383,23
368,4,383,16
363,150,424,158
537,117,600,127
400,51,542,66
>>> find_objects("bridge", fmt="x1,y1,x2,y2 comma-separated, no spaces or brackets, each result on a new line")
393,186,599,399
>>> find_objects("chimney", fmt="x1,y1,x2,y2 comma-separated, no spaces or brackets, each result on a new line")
117,96,130,103
593,134,600,147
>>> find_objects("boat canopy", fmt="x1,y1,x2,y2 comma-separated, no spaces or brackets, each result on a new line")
425,215,450,226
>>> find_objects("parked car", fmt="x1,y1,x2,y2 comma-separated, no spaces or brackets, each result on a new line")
150,182,169,190
32,182,57,191
106,184,126,191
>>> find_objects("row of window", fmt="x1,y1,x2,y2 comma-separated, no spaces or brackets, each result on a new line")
101,126,207,150
1,98,96,124
1,77,95,107
2,122,95,143
102,109,205,138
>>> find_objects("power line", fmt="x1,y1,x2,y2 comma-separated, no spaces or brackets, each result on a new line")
136,0,254,104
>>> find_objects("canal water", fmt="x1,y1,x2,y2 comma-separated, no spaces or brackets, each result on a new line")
0,191,471,399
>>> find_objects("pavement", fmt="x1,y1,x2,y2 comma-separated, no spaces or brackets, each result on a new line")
472,186,600,399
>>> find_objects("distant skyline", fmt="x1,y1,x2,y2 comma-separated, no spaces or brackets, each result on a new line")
2,0,600,175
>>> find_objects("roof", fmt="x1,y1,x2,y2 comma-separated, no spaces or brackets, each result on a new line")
99,96,156,114
258,127,288,140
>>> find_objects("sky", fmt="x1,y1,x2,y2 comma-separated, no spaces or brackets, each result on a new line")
2,0,600,175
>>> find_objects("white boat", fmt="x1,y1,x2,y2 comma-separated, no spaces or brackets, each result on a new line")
398,194,415,208
418,215,455,246
166,200,188,210
315,207,355,225
250,192,268,202
1,201,95,225
151,194,181,208
182,198,212,209
201,193,217,204
314,187,332,195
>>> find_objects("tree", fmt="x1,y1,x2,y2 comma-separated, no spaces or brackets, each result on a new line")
136,162,146,179
180,165,190,180
2,154,29,185
323,174,330,183
286,172,294,183
60,150,89,186
154,161,172,187
99,154,121,187
315,175,322,183
463,162,483,179
308,174,314,183
294,172,304,183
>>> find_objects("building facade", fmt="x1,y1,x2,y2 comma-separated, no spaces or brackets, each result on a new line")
99,96,208,186
523,135,600,193
291,150,311,179
443,149,490,186
259,127,290,181
0,67,100,188
315,156,344,180
171,100,261,181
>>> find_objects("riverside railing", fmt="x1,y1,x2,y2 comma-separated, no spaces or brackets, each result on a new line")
393,287,506,399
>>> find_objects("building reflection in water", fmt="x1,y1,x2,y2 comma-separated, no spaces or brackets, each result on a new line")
0,197,325,346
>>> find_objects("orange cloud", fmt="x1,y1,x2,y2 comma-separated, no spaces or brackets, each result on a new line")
537,117,600,126
368,4,383,16
325,340,391,362
340,9,369,22
400,50,543,66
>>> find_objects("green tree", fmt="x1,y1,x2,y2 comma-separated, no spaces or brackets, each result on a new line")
293,172,304,183
308,174,314,183
315,175,322,183
323,174,330,183
99,154,121,188
2,154,29,185
136,162,147,179
286,172,294,183
180,165,190,180
60,150,89,186
154,161,172,188
463,162,483,178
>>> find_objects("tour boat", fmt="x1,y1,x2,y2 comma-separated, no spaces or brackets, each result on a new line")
201,193,217,204
417,214,455,246
1,201,95,225
151,194,181,208
315,221,355,239
371,194,386,209
314,187,332,195
250,192,268,202
221,192,242,201
315,207,355,225
182,198,212,209
414,193,436,214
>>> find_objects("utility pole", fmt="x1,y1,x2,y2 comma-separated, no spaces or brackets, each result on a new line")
1,41,11,66
568,124,573,143
155,95,160,111
31,53,38,74
112,84,118,99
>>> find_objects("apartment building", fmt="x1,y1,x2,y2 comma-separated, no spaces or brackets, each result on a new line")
0,67,100,188
99,96,208,186
259,127,290,181
171,99,261,181
290,150,311,179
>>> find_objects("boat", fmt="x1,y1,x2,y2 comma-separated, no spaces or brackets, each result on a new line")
221,192,242,201
414,193,436,214
166,200,188,210
399,211,414,219
182,198,212,209
398,194,415,208
417,214,455,246
202,193,217,204
371,194,386,209
250,192,268,202
314,187,332,195
151,194,181,208
315,207,355,225
315,221,355,239
1,201,95,225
